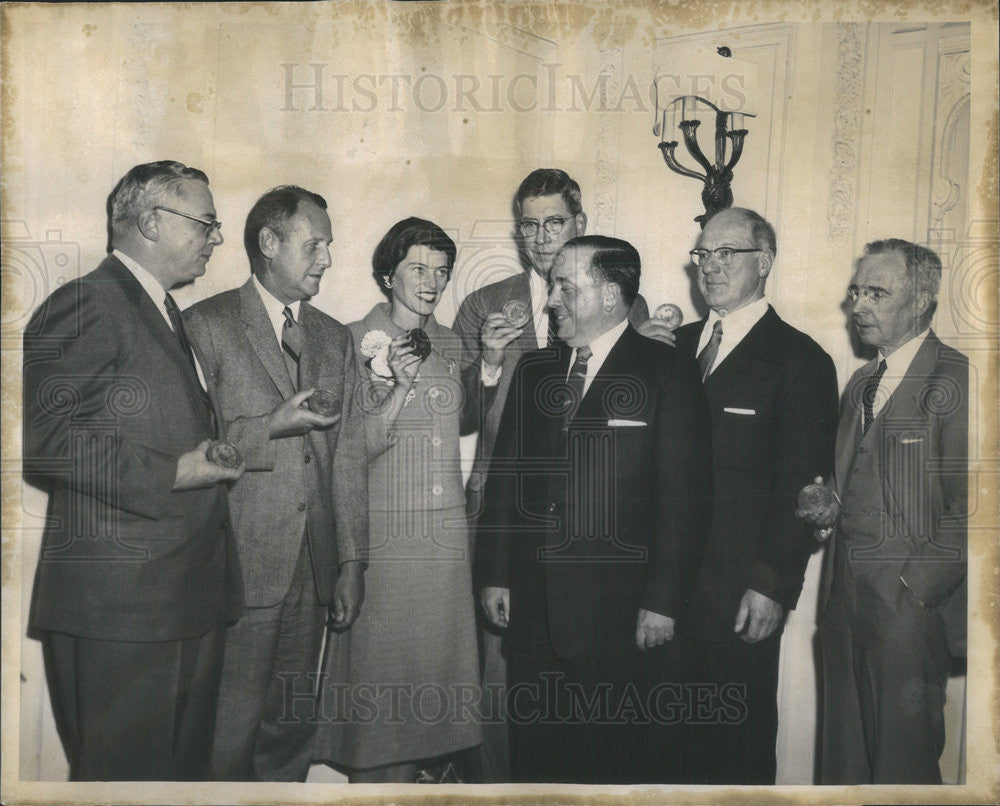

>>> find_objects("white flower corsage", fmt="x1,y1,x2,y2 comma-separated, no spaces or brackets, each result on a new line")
360,329,394,384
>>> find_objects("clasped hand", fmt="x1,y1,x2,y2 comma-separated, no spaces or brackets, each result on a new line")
173,440,245,490
794,475,840,541
268,388,342,438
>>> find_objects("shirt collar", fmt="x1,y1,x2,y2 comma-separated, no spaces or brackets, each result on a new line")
576,317,628,366
253,274,301,333
113,249,171,324
707,295,769,333
880,329,929,375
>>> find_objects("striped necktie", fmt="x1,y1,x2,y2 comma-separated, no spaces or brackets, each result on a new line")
862,358,888,434
697,319,724,381
282,306,303,390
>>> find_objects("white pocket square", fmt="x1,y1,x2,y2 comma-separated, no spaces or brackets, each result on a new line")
901,437,924,444
723,407,756,415
608,419,647,427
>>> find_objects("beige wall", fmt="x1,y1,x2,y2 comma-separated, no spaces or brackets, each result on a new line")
3,1,995,795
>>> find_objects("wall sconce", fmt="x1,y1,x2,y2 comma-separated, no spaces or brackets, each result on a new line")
654,95,754,227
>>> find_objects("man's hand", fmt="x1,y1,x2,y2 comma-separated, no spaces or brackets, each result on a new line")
634,318,678,346
636,608,675,649
328,561,364,630
480,586,510,629
173,440,244,490
481,313,522,369
794,476,840,541
268,388,342,438
734,589,783,643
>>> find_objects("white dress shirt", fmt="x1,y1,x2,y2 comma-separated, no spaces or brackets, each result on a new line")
864,329,930,423
696,296,770,376
570,317,629,397
252,274,301,347
114,249,207,389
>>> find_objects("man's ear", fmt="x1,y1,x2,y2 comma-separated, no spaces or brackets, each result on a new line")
915,290,931,318
576,212,588,236
758,249,774,279
136,209,159,242
259,227,279,259
603,281,622,311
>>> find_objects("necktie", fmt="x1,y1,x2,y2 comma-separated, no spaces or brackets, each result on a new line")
862,358,888,434
281,306,303,390
164,293,198,375
165,293,216,435
564,345,592,425
697,319,723,381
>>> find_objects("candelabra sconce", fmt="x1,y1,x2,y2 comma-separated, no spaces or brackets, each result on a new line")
654,95,754,227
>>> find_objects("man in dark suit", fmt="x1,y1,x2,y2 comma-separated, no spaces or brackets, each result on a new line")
184,186,368,781
802,239,967,784
453,168,652,780
476,235,713,783
673,207,839,784
22,160,245,780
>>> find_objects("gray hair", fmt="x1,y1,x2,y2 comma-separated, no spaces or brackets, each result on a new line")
108,160,210,238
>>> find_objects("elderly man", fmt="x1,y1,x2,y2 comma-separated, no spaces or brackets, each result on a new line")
672,207,839,784
453,168,652,780
803,239,967,784
476,235,712,783
184,186,367,781
22,161,244,780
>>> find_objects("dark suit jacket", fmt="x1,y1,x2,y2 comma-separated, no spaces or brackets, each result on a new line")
454,271,652,515
819,331,968,655
23,255,243,641
476,325,713,660
184,279,368,608
675,306,839,641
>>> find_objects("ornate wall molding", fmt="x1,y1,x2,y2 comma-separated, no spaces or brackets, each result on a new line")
592,37,623,236
827,22,866,245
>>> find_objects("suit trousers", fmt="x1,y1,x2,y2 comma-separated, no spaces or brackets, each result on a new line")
43,627,225,780
819,557,951,784
678,629,781,784
506,618,677,784
209,534,326,781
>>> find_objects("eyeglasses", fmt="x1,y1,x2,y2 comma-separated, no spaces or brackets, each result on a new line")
689,247,762,266
518,216,569,238
155,205,223,235
847,286,891,304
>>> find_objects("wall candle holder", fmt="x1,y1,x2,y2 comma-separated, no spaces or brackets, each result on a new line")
655,95,754,227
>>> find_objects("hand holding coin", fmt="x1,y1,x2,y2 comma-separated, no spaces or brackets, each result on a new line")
406,328,432,361
307,389,340,417
653,303,684,331
795,476,840,536
502,299,531,329
206,440,243,469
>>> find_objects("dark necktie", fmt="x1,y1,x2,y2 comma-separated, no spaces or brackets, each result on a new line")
165,293,215,435
164,293,198,375
282,306,303,390
564,345,592,425
862,358,888,434
697,319,723,381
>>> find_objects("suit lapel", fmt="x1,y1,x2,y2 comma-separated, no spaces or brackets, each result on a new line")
881,331,943,425
102,256,211,420
239,279,295,399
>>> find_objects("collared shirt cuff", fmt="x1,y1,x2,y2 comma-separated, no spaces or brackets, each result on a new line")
481,360,502,387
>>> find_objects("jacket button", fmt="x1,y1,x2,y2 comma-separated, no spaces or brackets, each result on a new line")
304,454,312,463
548,502,557,513
297,502,306,512
432,485,443,496
431,437,441,447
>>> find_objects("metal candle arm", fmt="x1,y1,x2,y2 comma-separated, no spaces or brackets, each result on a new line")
659,109,749,227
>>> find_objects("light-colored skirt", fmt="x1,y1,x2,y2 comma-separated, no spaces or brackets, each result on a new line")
314,506,483,770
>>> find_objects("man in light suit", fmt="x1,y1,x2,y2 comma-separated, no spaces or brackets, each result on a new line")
672,208,839,783
476,235,713,783
184,186,367,781
802,239,967,784
453,168,651,780
22,160,244,780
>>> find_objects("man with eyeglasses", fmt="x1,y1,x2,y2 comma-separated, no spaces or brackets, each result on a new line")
670,207,838,784
453,168,651,781
184,186,367,781
22,160,245,780
802,240,968,784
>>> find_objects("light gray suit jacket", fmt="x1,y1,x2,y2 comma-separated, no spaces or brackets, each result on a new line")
185,279,368,607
